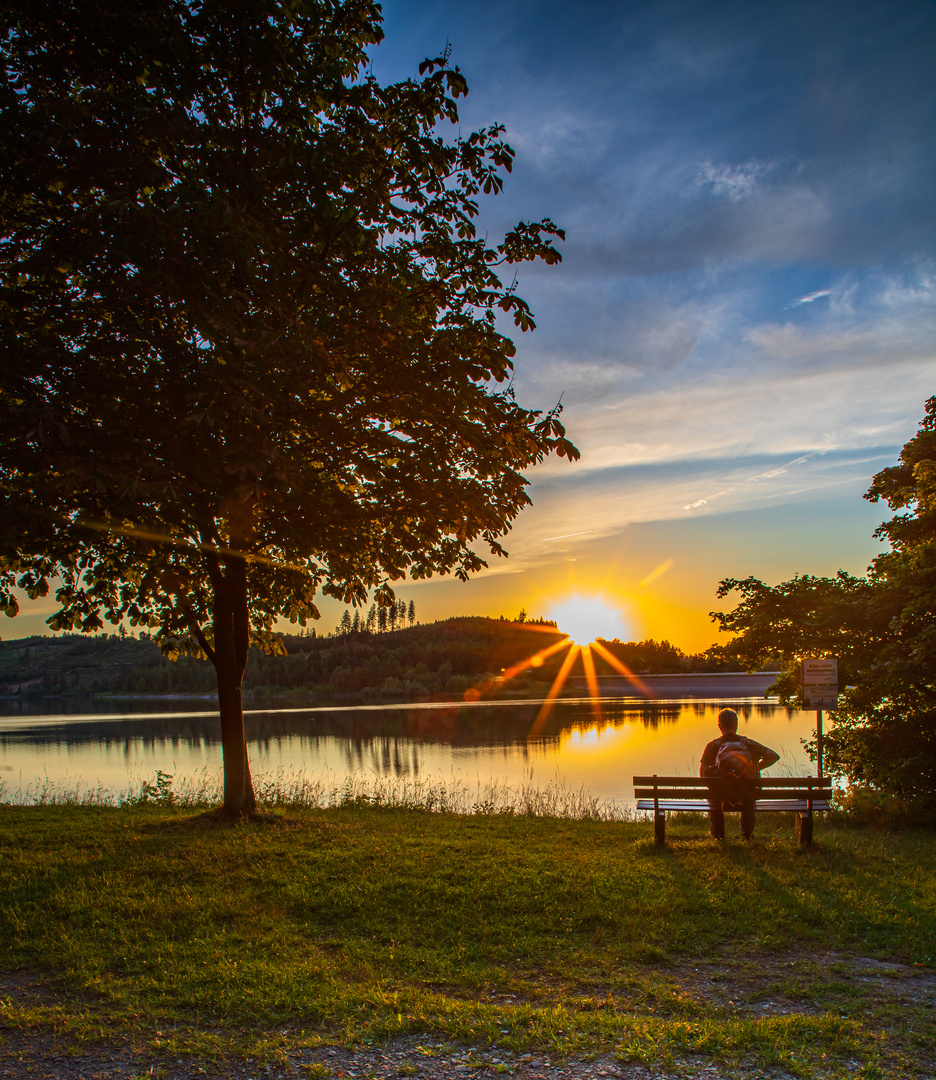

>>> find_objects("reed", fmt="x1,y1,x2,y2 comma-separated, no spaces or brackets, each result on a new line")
1,765,636,820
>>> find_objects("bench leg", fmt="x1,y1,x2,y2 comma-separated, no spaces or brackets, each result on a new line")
654,810,666,846
795,810,813,847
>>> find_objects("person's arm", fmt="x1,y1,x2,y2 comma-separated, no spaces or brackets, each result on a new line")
700,740,718,777
746,739,780,770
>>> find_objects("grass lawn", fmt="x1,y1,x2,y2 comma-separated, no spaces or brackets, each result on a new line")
1,803,934,1078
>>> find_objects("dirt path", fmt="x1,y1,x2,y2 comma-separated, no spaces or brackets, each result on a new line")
2,951,933,1079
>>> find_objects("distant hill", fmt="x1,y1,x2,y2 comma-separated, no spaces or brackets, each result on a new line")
0,617,740,702
0,633,180,696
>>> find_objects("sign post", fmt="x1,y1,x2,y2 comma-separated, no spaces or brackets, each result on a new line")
801,658,837,778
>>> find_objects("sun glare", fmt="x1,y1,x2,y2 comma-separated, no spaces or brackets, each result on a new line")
464,593,647,732
548,596,629,646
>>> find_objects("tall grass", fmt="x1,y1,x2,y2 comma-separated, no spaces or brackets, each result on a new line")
1,765,635,820
253,765,634,819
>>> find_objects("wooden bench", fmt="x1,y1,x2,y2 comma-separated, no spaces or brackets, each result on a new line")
633,775,832,846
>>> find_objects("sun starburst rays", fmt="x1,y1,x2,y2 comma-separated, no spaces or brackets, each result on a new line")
590,639,652,697
579,644,603,723
500,636,573,682
459,596,652,738
528,642,581,739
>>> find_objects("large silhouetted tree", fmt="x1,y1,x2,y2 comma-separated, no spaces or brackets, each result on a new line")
0,0,577,814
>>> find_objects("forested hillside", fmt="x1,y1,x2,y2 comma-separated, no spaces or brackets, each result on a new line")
0,617,737,702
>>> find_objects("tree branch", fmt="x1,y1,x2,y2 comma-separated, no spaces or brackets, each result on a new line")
183,604,216,665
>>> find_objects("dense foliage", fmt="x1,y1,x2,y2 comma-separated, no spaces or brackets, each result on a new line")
712,397,936,809
0,1,576,811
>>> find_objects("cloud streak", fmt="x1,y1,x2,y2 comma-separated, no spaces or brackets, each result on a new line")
792,289,832,306
696,158,779,202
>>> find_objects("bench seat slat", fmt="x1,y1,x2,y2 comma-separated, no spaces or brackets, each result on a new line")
634,787,832,800
742,776,833,788
634,775,831,788
636,798,831,813
634,775,710,786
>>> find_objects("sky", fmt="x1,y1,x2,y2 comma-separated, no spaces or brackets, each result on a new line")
356,0,936,650
7,0,936,652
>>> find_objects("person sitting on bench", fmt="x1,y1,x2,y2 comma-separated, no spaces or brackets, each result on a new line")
700,708,780,841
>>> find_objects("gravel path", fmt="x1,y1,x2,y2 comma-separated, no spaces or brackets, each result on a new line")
0,1032,800,1080
3,952,933,1079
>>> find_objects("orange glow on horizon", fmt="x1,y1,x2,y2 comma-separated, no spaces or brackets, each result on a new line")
511,620,567,634
639,558,674,588
478,547,724,653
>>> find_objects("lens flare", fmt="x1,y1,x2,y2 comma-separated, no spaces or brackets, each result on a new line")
548,595,629,646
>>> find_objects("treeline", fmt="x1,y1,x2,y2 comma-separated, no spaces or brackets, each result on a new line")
0,618,740,701
597,638,743,676
336,598,416,635
329,600,556,636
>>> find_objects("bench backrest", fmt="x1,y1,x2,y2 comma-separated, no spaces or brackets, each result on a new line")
633,775,833,802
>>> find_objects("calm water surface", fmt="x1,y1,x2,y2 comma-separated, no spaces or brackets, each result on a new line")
0,693,825,808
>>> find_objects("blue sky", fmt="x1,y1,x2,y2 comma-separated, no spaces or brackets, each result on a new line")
355,0,936,649
7,0,935,651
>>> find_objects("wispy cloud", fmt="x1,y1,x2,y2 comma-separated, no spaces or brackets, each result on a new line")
792,289,832,306
506,106,615,174
683,453,824,512
484,444,900,578
750,454,819,479
696,158,777,201
683,489,734,511
543,530,594,542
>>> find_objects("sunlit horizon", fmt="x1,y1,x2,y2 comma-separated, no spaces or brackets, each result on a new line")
462,593,654,735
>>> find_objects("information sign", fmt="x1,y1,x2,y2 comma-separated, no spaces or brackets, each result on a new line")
801,657,838,710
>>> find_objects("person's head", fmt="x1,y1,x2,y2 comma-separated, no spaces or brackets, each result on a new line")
717,708,739,733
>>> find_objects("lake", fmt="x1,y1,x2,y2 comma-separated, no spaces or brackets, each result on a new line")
0,682,826,810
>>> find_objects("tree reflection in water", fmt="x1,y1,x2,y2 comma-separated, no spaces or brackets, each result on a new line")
1,697,809,806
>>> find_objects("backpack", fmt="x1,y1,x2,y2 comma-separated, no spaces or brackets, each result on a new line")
715,738,757,780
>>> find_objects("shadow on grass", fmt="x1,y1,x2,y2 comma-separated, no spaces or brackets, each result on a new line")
137,806,302,832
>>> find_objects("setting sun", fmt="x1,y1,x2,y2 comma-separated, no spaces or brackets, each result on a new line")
547,595,630,646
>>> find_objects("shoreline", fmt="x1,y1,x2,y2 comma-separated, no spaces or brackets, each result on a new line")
1,671,783,707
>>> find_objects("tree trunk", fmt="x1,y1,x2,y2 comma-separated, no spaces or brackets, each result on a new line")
211,554,256,815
